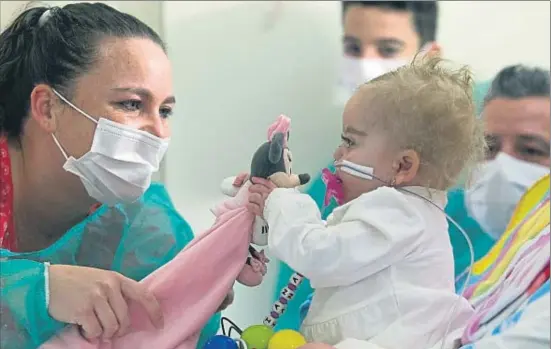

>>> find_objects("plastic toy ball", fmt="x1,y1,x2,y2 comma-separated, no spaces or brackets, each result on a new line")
240,325,275,349
203,335,241,349
267,330,307,349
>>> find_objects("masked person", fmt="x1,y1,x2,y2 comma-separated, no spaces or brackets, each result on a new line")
465,65,550,239
0,4,229,348
446,65,550,281
334,1,439,103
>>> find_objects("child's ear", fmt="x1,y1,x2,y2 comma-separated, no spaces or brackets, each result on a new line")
391,149,420,186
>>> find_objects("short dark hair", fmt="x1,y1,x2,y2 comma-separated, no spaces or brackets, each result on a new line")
485,65,551,104
0,3,166,142
341,1,438,45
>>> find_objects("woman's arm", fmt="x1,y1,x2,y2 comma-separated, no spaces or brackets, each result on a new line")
0,257,63,349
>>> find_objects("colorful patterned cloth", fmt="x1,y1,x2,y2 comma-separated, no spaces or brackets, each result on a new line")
459,175,550,346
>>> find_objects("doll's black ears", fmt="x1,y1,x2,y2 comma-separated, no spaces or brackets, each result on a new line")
269,132,285,164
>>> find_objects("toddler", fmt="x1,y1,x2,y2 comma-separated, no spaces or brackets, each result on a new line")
248,57,486,349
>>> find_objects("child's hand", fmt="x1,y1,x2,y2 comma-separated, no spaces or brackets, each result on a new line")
247,177,276,216
233,172,249,187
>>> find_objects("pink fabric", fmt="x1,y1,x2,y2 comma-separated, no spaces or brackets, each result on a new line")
41,186,257,349
213,181,269,286
267,114,291,147
321,168,344,206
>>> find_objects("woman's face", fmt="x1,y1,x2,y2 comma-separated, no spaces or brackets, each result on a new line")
52,37,174,160
23,37,173,209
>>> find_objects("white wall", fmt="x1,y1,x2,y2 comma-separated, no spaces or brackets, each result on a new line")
439,1,550,80
162,0,343,330
162,0,550,329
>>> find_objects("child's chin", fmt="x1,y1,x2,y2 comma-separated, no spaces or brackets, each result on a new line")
342,191,355,203
343,188,369,203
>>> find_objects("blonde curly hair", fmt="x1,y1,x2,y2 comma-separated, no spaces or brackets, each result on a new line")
357,55,487,190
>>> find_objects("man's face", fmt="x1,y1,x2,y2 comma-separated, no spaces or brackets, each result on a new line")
484,97,550,167
342,5,421,59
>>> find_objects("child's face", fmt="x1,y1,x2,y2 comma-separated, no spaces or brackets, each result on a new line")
333,92,398,203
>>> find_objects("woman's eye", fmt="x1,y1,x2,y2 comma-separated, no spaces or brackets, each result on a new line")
119,100,142,111
160,107,173,119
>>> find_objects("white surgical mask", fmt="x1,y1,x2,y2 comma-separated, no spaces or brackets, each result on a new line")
333,43,435,105
334,56,408,105
51,89,169,206
465,153,549,240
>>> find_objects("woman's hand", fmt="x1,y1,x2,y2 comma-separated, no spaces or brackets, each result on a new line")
48,265,163,342
217,288,235,312
247,177,277,216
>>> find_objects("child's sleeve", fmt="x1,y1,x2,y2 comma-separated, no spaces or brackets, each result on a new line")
263,187,425,288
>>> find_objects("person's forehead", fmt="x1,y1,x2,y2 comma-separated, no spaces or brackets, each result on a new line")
484,97,550,140
343,91,376,130
343,6,419,43
75,37,172,96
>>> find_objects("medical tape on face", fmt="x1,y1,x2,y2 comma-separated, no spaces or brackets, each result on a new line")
335,160,374,180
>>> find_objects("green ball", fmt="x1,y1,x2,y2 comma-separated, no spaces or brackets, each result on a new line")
241,325,275,349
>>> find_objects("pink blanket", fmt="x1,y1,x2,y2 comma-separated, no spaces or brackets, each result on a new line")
41,185,256,349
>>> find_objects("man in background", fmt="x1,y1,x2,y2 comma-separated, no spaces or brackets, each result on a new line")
271,1,491,331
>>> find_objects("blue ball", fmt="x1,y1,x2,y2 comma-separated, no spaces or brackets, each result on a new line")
203,335,240,349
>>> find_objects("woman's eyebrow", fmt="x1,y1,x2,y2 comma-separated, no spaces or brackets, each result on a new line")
111,87,176,104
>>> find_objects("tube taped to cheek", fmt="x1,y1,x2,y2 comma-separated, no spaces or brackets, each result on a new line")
335,160,374,180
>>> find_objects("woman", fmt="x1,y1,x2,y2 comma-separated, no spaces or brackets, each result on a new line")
0,4,226,348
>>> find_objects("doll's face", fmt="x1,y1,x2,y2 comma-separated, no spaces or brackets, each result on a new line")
269,147,310,188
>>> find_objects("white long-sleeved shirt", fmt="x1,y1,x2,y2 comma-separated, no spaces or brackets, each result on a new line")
264,186,474,349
